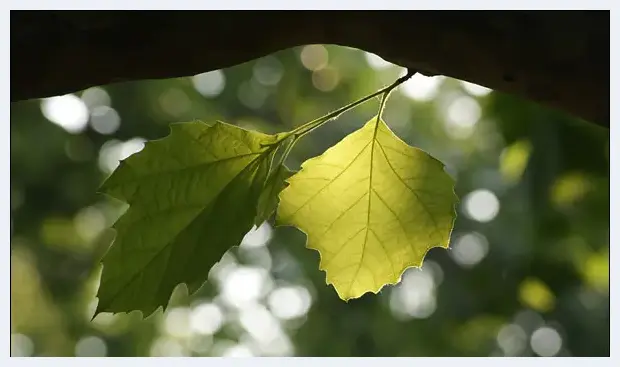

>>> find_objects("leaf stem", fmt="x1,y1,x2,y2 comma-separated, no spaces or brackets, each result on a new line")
264,69,416,161
277,135,298,167
284,69,416,139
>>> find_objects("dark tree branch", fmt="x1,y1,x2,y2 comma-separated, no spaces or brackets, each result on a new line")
11,11,609,128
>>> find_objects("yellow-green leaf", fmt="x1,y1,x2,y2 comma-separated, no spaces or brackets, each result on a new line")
96,121,279,317
277,116,457,300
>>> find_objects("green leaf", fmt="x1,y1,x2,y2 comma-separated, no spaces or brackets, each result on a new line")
96,121,279,317
277,116,457,300
255,164,294,225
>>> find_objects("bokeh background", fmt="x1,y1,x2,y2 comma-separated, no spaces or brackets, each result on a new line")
10,45,609,357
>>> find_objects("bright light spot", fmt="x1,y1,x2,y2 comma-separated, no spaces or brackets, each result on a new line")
312,67,340,92
239,304,293,356
239,304,281,343
443,96,481,139
238,245,273,270
253,56,284,86
364,52,395,70
220,266,272,308
11,333,34,357
188,334,213,355
41,94,89,134
401,74,443,102
390,268,436,320
91,311,118,327
463,189,500,223
75,336,107,357
192,70,226,97
74,206,106,242
254,332,294,356
210,339,237,356
423,260,444,285
98,138,146,173
150,337,186,356
461,81,493,97
190,302,224,335
98,140,121,173
163,307,191,339
450,232,490,268
300,45,328,71
241,223,273,248
447,96,481,127
121,138,146,159
90,106,121,135
267,286,312,320
81,87,111,109
223,344,254,357
496,324,527,356
88,299,121,327
159,88,191,117
208,251,238,284
530,327,562,357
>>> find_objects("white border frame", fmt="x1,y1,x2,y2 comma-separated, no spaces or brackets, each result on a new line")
3,1,616,365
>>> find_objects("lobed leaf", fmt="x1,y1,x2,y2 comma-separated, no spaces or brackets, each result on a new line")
96,121,280,317
277,116,458,300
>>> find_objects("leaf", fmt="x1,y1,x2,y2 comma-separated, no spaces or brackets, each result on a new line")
96,121,279,317
255,164,294,225
277,116,457,300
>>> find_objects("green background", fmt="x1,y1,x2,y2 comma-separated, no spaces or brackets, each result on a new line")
10,45,609,357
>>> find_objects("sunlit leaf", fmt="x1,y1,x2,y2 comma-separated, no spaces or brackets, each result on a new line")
96,121,279,317
277,116,458,300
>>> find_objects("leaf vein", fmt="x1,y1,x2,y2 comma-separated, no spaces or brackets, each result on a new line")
376,141,442,240
281,141,372,221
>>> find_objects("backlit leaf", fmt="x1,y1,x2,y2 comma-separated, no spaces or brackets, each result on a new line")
96,121,279,317
277,116,457,300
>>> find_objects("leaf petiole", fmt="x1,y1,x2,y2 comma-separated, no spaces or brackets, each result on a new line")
261,69,415,154
283,69,417,140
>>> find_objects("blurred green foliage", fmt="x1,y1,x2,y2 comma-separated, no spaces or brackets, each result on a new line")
10,44,609,357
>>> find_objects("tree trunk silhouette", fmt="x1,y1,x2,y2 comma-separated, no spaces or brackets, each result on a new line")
10,11,609,128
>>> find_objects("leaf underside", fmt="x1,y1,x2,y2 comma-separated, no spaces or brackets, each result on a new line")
277,116,458,300
96,121,280,317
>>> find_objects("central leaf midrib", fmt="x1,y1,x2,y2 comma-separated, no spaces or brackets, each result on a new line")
347,119,381,296
152,152,269,307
